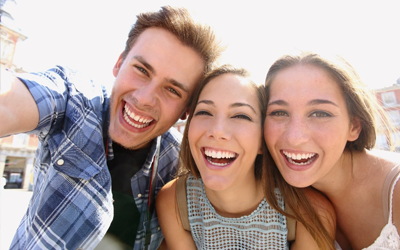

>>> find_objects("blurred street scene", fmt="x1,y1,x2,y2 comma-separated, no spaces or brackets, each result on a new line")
0,189,32,250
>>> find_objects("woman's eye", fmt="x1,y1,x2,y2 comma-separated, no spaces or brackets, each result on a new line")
269,110,288,117
233,114,252,121
194,110,212,116
310,111,331,118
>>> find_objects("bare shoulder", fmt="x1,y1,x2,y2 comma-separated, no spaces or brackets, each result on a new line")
156,178,178,212
303,187,335,218
156,178,197,249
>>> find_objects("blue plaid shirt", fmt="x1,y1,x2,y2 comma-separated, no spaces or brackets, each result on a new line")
9,66,181,250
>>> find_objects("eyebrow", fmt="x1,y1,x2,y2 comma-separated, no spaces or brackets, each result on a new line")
133,56,189,94
197,100,257,114
268,99,338,107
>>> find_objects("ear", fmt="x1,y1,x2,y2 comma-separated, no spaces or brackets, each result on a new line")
179,108,190,120
113,53,124,77
348,117,362,142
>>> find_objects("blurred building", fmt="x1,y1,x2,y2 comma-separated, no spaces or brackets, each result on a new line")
375,83,400,151
0,0,35,190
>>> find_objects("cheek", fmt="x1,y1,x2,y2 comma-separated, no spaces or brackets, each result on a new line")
263,122,280,145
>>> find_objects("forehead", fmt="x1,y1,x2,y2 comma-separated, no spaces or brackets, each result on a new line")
270,64,344,102
200,73,260,109
127,27,205,93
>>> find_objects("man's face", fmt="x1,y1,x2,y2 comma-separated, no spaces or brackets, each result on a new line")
109,27,205,150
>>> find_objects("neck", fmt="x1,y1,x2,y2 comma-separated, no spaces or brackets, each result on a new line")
312,150,355,201
204,179,265,218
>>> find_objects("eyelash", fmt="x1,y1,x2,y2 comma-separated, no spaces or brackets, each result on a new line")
135,66,149,76
194,111,252,121
310,111,331,117
167,87,181,97
233,114,252,121
269,110,288,117
269,110,332,118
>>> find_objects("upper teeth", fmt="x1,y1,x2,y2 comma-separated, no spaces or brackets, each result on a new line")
205,148,236,159
124,104,153,123
283,151,315,160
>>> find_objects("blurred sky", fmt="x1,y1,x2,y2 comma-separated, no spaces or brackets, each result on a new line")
7,0,400,90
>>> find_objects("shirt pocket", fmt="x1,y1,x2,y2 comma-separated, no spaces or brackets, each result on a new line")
47,106,105,180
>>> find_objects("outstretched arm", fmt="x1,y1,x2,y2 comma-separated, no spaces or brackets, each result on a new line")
0,69,39,137
290,187,336,250
156,179,197,250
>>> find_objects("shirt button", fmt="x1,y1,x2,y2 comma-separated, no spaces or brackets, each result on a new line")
57,159,64,166
138,194,142,198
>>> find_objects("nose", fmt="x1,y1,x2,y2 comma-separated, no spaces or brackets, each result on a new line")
207,116,231,141
132,80,158,107
284,117,309,146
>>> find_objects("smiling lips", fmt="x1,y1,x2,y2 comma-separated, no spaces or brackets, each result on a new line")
204,148,237,167
123,104,154,129
282,150,317,165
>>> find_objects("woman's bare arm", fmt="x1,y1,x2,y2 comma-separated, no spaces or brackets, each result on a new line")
156,179,197,250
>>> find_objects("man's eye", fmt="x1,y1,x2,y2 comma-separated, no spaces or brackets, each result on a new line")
135,66,149,76
232,114,252,121
194,110,212,116
167,87,181,97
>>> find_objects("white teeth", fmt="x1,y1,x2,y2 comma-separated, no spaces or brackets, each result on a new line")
124,104,154,128
204,148,235,159
282,151,316,166
206,158,229,166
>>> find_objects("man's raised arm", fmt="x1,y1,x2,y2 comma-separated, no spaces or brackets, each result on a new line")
0,69,39,137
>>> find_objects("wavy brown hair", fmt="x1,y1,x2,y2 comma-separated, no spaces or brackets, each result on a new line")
263,50,396,249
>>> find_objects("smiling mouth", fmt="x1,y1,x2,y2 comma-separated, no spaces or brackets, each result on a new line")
282,150,317,165
123,104,154,129
203,148,238,166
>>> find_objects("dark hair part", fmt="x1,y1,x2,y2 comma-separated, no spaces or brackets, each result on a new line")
179,65,267,181
121,6,224,75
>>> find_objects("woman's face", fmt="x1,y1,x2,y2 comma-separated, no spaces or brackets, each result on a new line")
188,73,262,191
264,64,360,188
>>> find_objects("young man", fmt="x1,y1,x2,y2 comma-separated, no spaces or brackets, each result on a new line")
0,6,223,250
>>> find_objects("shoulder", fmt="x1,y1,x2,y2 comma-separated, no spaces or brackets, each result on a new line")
156,178,178,212
156,178,197,249
302,187,336,226
162,127,183,147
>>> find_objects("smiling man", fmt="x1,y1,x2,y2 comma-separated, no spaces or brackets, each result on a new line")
0,6,223,250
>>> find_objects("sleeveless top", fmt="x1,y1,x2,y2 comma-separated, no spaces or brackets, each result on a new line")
362,164,400,250
186,174,289,250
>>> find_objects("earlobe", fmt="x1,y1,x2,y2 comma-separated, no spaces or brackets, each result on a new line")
113,53,124,77
348,117,362,141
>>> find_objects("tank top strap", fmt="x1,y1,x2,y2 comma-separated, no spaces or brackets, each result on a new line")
382,164,400,223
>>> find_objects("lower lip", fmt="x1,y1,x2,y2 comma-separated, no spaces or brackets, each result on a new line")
280,151,317,171
118,102,154,132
